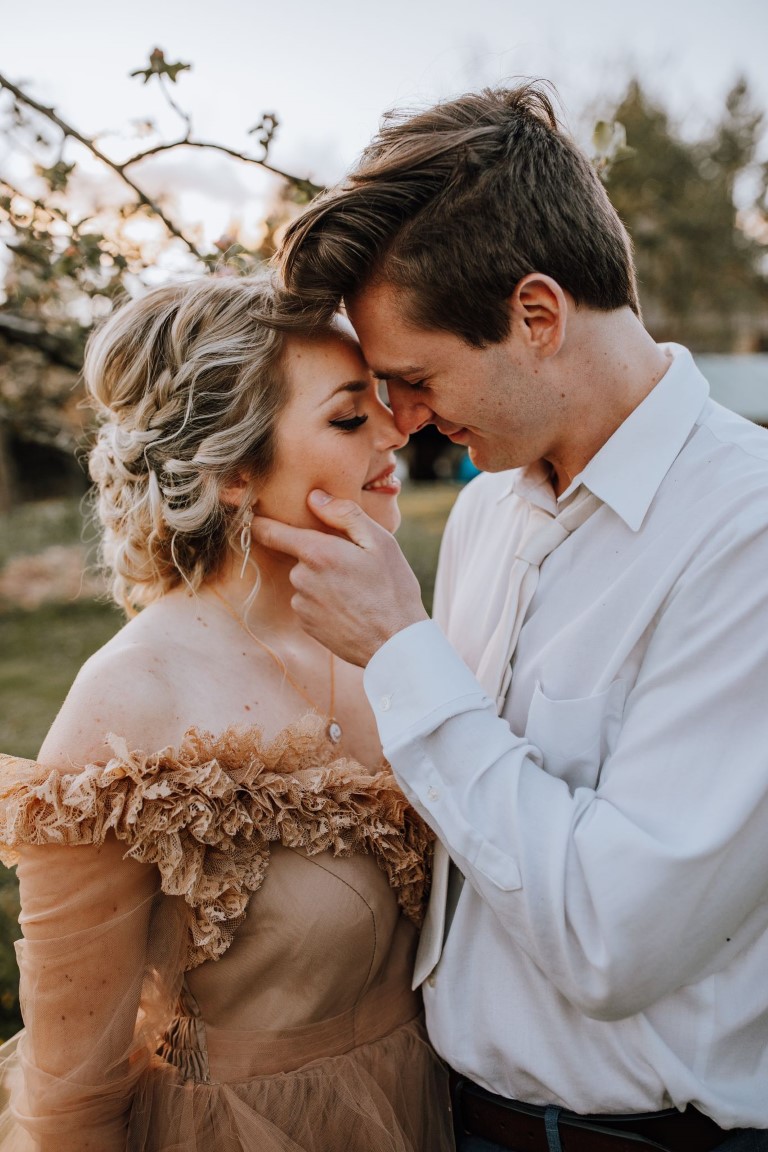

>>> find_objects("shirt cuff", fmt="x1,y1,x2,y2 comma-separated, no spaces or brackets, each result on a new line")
364,619,493,746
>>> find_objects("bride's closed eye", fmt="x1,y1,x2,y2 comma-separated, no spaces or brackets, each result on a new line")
329,414,369,432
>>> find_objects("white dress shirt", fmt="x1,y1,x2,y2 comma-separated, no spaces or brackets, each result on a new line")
364,345,768,1127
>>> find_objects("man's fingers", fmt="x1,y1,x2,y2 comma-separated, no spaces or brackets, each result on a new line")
252,496,379,559
250,515,322,560
307,490,378,548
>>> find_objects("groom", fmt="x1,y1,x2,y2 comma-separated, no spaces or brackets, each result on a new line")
253,85,768,1151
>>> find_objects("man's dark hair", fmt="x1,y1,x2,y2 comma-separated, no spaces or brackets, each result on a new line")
279,83,639,347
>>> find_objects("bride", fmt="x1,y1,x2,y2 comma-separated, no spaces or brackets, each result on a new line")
0,275,453,1151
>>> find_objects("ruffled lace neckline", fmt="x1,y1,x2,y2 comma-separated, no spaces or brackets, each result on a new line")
0,716,433,969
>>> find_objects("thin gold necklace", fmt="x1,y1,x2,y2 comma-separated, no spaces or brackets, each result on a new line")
207,586,343,745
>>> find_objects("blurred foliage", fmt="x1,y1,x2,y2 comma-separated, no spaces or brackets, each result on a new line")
130,47,191,86
600,77,768,350
590,117,635,176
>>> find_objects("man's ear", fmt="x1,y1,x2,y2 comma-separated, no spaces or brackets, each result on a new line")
509,274,568,355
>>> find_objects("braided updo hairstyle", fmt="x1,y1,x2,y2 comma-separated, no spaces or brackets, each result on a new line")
86,274,323,615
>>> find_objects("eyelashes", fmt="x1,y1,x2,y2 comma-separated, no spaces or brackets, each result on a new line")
329,414,369,432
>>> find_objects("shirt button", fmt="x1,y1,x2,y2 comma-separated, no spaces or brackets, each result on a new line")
426,974,437,988
427,786,439,802
380,695,392,711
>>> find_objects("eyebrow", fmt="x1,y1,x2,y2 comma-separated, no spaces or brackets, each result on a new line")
325,379,370,400
371,366,425,381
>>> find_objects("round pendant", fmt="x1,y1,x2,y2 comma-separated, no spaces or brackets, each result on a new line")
327,720,343,744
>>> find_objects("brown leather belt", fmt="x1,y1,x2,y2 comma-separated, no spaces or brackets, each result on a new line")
449,1072,735,1152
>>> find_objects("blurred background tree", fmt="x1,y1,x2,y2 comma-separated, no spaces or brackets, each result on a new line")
0,50,321,512
598,76,768,351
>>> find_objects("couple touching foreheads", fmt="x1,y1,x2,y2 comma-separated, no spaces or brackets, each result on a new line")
1,83,767,1152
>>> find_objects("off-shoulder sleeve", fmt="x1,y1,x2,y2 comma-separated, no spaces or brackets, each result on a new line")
0,723,432,971
6,836,185,1152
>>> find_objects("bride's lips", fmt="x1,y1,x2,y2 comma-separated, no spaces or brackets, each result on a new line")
363,464,401,495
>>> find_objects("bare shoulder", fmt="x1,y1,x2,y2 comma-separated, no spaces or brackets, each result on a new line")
37,604,187,770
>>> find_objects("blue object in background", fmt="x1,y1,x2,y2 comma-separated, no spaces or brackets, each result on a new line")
456,452,481,483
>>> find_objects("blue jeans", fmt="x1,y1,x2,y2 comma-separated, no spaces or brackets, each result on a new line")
457,1129,768,1152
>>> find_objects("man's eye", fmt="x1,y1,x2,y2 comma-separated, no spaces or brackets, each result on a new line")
329,414,369,432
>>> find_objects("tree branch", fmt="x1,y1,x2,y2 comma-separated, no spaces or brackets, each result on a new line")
0,313,85,369
0,71,205,261
120,136,323,194
158,73,192,135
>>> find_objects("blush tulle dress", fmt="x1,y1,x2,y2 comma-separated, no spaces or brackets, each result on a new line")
0,716,453,1151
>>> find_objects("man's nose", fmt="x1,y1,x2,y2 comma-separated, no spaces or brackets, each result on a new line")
387,383,434,436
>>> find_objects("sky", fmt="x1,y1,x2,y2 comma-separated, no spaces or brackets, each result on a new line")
2,0,767,250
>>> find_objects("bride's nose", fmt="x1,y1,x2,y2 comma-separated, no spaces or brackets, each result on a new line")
373,400,409,451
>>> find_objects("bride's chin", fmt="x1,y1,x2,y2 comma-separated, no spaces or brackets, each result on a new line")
365,501,401,535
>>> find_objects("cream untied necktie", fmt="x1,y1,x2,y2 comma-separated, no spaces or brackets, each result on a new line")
474,485,602,709
437,486,602,956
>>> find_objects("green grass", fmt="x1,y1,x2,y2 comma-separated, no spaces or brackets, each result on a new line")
396,482,459,615
0,498,94,570
0,600,124,760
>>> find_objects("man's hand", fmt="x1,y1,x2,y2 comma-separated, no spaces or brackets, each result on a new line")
250,490,429,666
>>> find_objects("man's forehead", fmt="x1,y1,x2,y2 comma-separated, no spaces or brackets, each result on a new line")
347,280,417,331
348,288,440,352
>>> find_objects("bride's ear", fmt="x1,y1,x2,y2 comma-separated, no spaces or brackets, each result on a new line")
219,470,256,509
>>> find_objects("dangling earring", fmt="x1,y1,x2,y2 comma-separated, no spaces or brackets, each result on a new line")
239,506,254,579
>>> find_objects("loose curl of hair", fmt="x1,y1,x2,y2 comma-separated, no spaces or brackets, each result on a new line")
85,274,328,616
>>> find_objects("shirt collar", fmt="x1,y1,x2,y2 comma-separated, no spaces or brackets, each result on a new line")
502,459,557,513
503,344,710,531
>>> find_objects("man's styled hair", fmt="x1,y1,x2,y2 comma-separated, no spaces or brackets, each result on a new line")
279,83,639,346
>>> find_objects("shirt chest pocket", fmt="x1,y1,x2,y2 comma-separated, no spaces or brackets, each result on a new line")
524,679,626,791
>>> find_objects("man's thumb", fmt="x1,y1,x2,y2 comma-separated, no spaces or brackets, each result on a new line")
308,490,375,547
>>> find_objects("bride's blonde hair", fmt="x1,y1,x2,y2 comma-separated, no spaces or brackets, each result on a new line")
86,274,325,615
